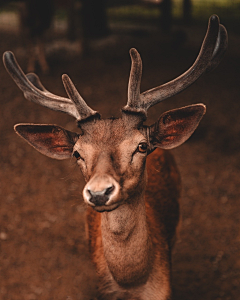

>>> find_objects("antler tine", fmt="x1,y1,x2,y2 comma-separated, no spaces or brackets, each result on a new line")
3,51,79,119
140,15,227,110
123,15,227,116
206,23,228,73
3,51,99,122
62,74,100,121
125,48,142,113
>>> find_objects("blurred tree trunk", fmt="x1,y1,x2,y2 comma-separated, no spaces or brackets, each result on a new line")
159,0,172,33
81,0,109,39
66,0,77,41
183,0,192,25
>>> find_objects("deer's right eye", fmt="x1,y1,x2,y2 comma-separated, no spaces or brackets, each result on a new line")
73,150,82,160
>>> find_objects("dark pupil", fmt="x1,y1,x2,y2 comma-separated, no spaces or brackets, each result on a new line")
73,151,81,159
139,144,147,151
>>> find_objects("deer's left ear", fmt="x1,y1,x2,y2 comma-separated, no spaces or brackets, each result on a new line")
149,104,206,150
14,124,79,160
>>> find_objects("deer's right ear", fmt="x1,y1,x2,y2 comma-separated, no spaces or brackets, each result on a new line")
149,104,206,150
14,124,79,160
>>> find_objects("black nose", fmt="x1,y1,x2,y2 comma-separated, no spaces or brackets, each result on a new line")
88,185,115,206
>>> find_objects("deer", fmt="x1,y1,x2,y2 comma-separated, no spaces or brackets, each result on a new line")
3,0,78,74
19,0,55,74
3,15,227,300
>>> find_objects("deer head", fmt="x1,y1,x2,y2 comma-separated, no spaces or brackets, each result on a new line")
3,15,227,212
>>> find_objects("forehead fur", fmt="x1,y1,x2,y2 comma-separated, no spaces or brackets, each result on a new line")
80,118,145,146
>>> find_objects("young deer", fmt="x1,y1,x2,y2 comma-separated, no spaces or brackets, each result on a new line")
3,15,227,300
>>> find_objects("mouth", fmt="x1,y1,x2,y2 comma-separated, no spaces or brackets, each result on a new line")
92,202,121,213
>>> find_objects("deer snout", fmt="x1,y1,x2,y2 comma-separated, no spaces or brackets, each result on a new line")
87,186,114,206
83,175,120,208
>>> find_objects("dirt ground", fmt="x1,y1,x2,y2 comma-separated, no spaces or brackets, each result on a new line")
0,12,240,300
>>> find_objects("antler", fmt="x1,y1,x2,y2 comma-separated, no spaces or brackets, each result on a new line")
3,51,99,122
123,15,228,116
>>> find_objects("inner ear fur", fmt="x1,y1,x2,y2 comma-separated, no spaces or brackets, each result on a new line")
14,124,79,160
149,104,206,150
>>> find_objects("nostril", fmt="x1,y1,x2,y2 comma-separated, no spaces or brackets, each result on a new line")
105,185,115,196
87,189,93,197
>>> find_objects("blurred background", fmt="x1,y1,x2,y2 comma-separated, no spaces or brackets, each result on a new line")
0,1,239,299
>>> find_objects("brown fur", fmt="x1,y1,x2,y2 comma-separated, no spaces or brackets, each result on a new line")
13,111,203,300
86,148,181,300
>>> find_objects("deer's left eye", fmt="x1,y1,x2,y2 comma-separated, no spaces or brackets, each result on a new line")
137,143,148,153
73,150,82,160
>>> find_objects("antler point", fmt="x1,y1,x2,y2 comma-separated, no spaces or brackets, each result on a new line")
209,14,219,25
3,50,13,58
62,74,71,85
129,48,139,58
62,73,68,80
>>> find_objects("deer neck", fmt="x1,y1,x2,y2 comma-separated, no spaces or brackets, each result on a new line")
100,191,153,287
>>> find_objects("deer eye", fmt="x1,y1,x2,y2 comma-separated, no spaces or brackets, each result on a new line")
73,150,82,160
137,143,148,153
